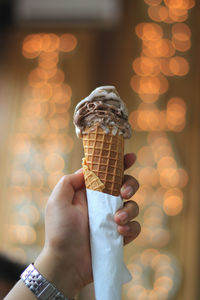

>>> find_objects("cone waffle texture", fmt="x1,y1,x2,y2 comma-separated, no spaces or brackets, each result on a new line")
82,125,124,196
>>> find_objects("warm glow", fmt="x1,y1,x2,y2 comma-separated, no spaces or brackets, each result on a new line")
152,254,171,268
178,168,189,188
48,69,65,87
164,0,195,9
32,83,53,102
143,39,175,57
22,34,42,58
50,115,69,130
9,225,37,244
172,23,191,40
28,68,48,88
130,75,168,96
137,146,155,166
159,58,174,76
166,97,186,131
169,8,188,22
31,170,44,190
144,0,163,6
132,57,160,76
169,56,189,75
157,156,177,172
40,33,60,52
44,153,65,174
136,23,163,41
153,145,173,162
151,228,170,247
138,167,159,187
160,168,180,188
134,226,153,246
154,276,173,290
141,248,160,265
148,5,169,22
52,84,72,104
172,37,191,52
59,34,78,52
11,170,31,188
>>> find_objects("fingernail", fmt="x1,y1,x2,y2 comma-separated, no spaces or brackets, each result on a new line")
116,211,128,222
121,185,133,198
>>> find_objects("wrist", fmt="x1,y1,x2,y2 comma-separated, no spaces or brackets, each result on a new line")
34,247,82,299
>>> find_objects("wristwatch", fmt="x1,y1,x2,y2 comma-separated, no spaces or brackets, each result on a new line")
21,264,72,300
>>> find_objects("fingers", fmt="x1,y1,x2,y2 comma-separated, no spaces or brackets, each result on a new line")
118,221,141,245
120,175,139,199
114,200,140,245
49,171,85,205
124,153,136,170
114,200,139,225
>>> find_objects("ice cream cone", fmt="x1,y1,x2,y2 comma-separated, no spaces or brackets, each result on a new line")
82,125,124,196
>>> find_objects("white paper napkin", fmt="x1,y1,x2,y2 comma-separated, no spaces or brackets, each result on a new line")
86,189,132,300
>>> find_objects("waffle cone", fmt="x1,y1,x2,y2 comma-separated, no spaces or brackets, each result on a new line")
82,125,124,196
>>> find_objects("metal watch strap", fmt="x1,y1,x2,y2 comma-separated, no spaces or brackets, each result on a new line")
21,264,71,300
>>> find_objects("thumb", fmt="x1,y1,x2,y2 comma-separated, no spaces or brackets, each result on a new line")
49,171,85,205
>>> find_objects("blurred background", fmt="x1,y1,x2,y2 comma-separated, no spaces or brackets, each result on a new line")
0,0,199,299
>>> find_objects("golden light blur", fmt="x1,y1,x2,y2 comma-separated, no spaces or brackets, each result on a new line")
8,32,77,260
128,0,191,296
144,0,163,6
148,5,169,22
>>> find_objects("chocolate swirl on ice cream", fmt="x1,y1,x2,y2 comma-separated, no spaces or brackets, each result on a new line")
73,86,132,139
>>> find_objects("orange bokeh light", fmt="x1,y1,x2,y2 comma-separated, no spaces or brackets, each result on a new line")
169,8,188,22
144,0,163,6
59,34,78,52
44,153,65,174
32,83,53,102
137,146,155,166
172,37,191,52
148,5,169,22
164,0,195,9
143,39,175,57
159,58,174,76
157,156,177,172
169,56,189,76
28,68,48,88
50,115,70,130
172,23,191,40
138,167,159,187
130,75,168,96
167,97,186,131
48,69,65,87
52,84,72,104
160,168,180,188
40,33,60,52
22,34,42,58
136,23,163,41
163,195,183,216
38,52,59,69
132,57,160,76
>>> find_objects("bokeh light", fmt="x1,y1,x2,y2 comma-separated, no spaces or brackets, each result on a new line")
59,34,78,52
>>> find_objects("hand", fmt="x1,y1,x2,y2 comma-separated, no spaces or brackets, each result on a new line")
116,153,141,245
34,153,140,299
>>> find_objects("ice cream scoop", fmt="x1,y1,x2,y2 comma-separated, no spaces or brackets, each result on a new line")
73,85,132,139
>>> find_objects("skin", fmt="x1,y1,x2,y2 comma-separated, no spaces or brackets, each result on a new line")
5,153,140,300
